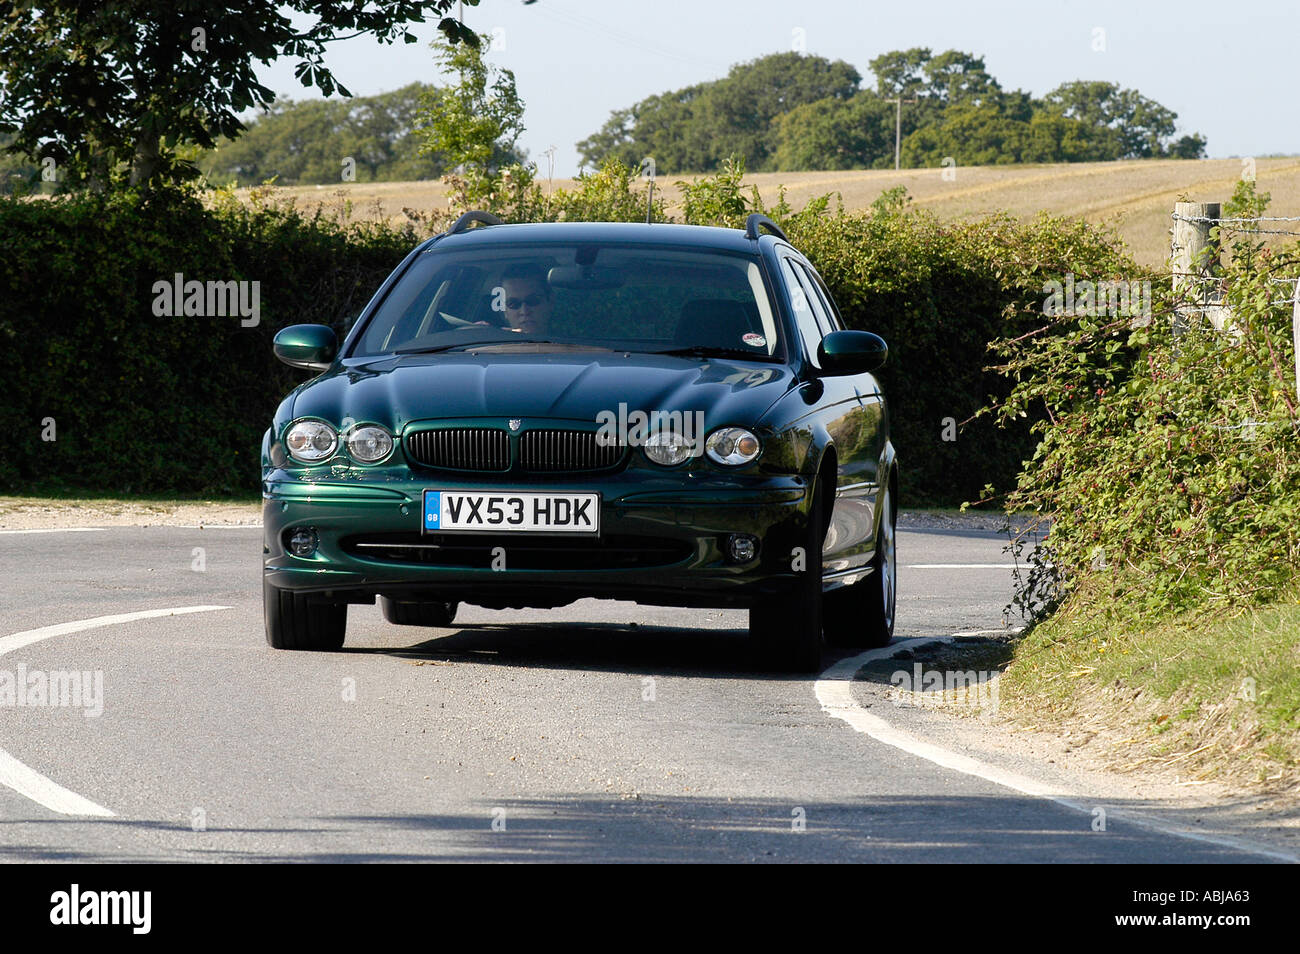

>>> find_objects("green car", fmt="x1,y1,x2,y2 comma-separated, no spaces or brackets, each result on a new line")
262,212,897,672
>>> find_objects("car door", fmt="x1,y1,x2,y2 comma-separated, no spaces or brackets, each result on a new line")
798,261,885,571
777,253,875,576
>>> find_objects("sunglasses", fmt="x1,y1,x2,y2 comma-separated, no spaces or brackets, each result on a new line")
505,294,547,310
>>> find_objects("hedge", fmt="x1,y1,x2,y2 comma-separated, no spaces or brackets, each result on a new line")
0,178,1138,504
0,189,415,495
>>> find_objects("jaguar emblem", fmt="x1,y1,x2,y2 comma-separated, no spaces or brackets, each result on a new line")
508,419,522,432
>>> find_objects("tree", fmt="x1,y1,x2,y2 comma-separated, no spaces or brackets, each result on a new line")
415,36,529,212
575,108,639,171
0,1,481,191
578,48,1207,173
902,103,1032,167
702,52,861,170
577,84,714,174
773,93,894,170
577,53,860,173
869,47,931,98
923,50,1001,105
1018,113,1121,163
0,133,40,194
1168,134,1207,160
199,84,465,186
1041,81,1196,158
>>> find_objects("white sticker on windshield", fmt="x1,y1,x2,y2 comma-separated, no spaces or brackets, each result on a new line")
742,333,767,348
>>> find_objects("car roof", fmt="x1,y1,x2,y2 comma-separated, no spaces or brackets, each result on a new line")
428,221,768,254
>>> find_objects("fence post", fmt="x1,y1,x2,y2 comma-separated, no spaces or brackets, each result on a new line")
1171,201,1222,335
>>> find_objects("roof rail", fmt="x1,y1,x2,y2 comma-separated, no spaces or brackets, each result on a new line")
744,213,787,242
447,210,505,235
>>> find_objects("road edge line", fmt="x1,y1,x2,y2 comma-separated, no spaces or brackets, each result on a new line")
815,636,1299,864
0,605,231,817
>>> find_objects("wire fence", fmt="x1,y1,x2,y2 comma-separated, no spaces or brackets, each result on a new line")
1168,210,1300,403
1170,210,1300,237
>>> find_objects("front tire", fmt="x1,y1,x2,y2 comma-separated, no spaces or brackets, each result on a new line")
824,482,896,649
264,579,346,650
750,474,826,673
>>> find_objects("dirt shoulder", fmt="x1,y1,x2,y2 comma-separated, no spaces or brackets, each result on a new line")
852,634,1300,854
0,496,262,529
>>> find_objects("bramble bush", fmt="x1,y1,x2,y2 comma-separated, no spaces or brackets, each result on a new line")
783,190,1138,504
983,180,1300,623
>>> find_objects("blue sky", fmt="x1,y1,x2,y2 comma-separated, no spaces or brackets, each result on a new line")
254,0,1294,176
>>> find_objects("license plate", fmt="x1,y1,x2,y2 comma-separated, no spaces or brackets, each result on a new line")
422,490,600,534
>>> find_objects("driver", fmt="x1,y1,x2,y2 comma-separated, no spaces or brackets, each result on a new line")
497,263,553,335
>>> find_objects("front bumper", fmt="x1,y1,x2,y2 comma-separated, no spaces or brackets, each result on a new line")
263,469,812,609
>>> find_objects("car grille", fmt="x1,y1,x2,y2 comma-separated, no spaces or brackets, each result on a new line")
342,533,693,570
403,426,625,473
520,429,623,472
406,428,510,472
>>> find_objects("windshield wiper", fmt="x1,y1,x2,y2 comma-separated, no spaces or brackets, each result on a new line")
652,345,770,360
394,338,598,355
394,339,507,355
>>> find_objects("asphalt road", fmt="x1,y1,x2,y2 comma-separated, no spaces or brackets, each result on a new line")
0,523,1274,862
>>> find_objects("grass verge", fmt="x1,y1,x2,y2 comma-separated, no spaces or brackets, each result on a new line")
999,581,1300,791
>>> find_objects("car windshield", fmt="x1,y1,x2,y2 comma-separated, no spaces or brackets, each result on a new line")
349,242,783,360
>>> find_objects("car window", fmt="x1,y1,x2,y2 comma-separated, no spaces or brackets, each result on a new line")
780,256,824,367
797,262,842,333
352,243,783,360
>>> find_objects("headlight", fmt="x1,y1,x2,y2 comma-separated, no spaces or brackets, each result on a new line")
345,425,394,463
644,430,695,466
285,420,337,462
706,427,762,466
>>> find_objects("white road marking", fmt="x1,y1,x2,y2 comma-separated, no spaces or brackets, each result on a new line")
0,750,116,817
0,605,229,817
815,637,1299,864
0,528,107,535
905,563,1018,569
0,606,229,657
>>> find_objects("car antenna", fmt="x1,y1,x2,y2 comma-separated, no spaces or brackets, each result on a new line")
642,156,656,224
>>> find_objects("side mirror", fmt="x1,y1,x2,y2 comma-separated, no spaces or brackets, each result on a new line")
817,330,888,375
274,324,337,371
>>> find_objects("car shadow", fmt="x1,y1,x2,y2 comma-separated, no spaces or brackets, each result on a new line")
338,618,867,680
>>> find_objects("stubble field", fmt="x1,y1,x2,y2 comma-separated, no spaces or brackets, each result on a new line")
235,156,1300,266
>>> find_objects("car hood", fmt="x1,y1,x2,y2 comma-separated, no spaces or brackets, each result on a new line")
287,351,796,432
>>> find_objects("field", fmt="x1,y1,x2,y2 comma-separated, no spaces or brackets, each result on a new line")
236,157,1300,266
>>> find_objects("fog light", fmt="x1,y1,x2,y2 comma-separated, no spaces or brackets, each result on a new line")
288,528,318,557
726,533,759,563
